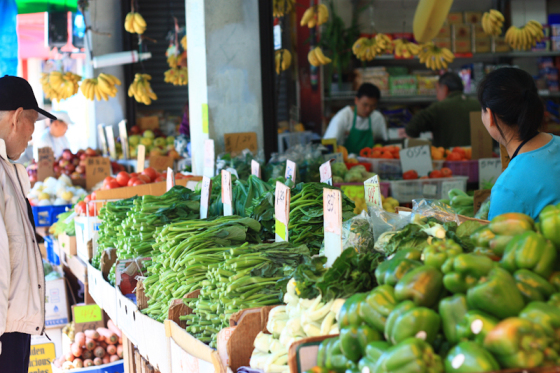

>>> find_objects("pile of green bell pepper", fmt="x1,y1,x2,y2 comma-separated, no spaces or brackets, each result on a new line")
471,213,535,258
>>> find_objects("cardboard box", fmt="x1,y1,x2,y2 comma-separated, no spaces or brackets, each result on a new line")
75,216,101,263
437,25,451,38
45,278,69,328
137,312,171,373
434,38,452,49
58,234,77,257
493,37,511,52
453,38,472,53
473,24,487,38
116,287,142,346
71,303,104,333
452,24,471,39
464,11,483,24
66,254,87,285
30,327,63,373
447,12,463,25
474,38,492,53
86,262,104,307
101,277,118,325
94,177,202,201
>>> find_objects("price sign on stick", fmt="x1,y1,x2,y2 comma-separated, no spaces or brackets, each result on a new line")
251,160,261,178
364,175,383,209
285,160,296,184
166,167,175,191
320,159,334,185
37,147,55,182
479,158,502,189
137,145,146,172
118,120,130,159
399,145,433,177
105,126,118,160
222,170,233,216
200,176,212,219
275,182,291,242
204,139,215,178
86,157,111,190
97,125,109,157
324,188,343,267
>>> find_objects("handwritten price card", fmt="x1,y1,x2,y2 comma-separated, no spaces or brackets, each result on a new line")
323,188,343,267
275,182,291,242
150,155,174,172
251,160,261,178
399,145,433,177
118,120,130,159
86,157,111,190
224,132,258,154
222,170,233,216
72,304,104,332
285,160,296,184
364,175,383,209
479,158,502,189
320,160,333,185
37,147,55,181
204,139,215,178
137,145,146,172
104,126,118,160
166,167,175,191
200,176,212,219
97,125,109,157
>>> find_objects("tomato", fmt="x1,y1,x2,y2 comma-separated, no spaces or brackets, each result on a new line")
75,201,86,215
403,170,418,180
84,195,91,203
103,176,115,187
88,201,97,216
419,176,429,179
441,167,453,177
446,152,463,161
429,170,443,178
128,177,139,187
142,167,158,181
381,151,394,159
132,179,146,186
90,191,96,200
116,171,131,187
452,147,467,157
371,150,382,158
154,176,166,182
137,174,151,183
130,172,138,178
392,152,400,159
107,180,121,189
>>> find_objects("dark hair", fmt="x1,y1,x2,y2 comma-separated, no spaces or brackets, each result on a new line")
477,67,543,142
438,72,464,92
356,83,381,100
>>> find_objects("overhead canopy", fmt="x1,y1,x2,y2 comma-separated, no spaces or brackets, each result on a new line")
16,0,77,14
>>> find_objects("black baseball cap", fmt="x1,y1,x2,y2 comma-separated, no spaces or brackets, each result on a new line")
0,75,57,121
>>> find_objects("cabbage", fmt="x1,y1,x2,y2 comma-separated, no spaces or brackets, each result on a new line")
331,162,348,178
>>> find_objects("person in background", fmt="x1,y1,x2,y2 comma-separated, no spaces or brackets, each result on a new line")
180,101,190,138
478,67,560,220
323,83,388,154
405,72,480,148
0,75,57,373
34,111,72,158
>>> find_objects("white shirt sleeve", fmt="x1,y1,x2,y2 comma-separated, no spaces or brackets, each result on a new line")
324,107,352,145
371,111,388,142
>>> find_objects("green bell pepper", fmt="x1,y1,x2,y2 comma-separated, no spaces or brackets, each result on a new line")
330,355,355,373
456,310,498,345
474,235,515,258
317,337,335,366
519,302,560,349
324,338,342,370
358,285,397,334
444,341,500,373
549,293,560,307
471,226,495,247
384,300,441,345
438,294,468,344
375,257,422,286
358,342,391,373
394,265,444,308
514,269,556,303
550,272,560,292
500,231,557,278
488,212,535,236
423,240,463,270
483,317,549,369
338,292,367,328
340,325,382,363
441,254,495,294
466,267,525,319
539,204,560,248
373,338,444,373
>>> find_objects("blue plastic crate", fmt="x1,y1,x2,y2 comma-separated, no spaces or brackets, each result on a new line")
31,205,71,227
44,235,60,266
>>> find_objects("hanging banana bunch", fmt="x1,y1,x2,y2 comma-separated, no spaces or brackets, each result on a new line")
308,46,331,67
41,71,82,101
273,0,295,18
374,33,393,54
164,67,188,86
505,20,544,51
481,10,505,36
81,73,121,101
300,4,329,28
128,73,157,105
418,43,455,70
124,12,147,34
352,34,393,61
275,49,292,74
393,39,422,58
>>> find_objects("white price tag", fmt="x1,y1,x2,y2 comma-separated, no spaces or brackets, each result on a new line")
275,182,291,242
364,175,383,208
399,145,433,177
478,158,502,189
137,144,146,172
324,188,343,267
441,180,465,199
222,170,232,216
273,24,282,50
204,139,215,178
200,176,212,219
166,167,175,191
320,160,333,185
105,126,118,160
285,160,296,184
422,184,438,198
251,160,261,178
97,125,109,157
118,120,130,159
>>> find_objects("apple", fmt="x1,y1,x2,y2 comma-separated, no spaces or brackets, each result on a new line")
85,148,97,156
70,172,82,180
166,136,175,145
143,130,155,139
154,137,166,148
72,158,80,166
77,149,85,156
66,164,76,172
62,149,73,161
79,159,87,167
80,153,88,161
54,165,61,174
130,125,141,135
140,137,153,147
129,135,141,146
59,159,70,168
62,169,72,176
76,165,85,174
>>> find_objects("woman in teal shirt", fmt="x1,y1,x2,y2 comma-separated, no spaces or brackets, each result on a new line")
478,67,560,220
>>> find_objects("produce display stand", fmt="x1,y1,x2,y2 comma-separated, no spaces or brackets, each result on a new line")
288,335,333,373
389,176,468,202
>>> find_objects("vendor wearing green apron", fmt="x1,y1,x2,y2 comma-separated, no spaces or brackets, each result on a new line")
323,83,388,154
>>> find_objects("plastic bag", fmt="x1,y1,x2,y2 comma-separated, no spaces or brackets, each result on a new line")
341,211,375,253
475,196,491,220
412,199,460,224
367,205,410,244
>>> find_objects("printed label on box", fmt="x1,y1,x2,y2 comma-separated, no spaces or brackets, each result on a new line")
29,343,55,373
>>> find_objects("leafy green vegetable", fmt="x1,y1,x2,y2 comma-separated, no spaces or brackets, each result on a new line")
51,211,76,237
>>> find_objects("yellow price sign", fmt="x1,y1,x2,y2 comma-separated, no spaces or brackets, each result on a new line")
73,304,102,324
275,219,287,241
29,343,55,373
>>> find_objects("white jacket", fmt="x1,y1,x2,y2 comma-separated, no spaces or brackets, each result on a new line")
0,139,45,341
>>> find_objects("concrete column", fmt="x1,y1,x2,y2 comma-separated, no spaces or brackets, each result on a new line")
187,0,264,175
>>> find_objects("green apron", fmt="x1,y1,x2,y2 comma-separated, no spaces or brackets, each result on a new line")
344,107,375,154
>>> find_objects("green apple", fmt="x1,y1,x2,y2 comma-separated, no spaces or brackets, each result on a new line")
166,136,175,145
140,137,153,147
154,137,166,148
129,135,141,146
143,130,155,139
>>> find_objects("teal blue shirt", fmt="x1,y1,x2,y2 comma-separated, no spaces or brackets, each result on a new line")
489,135,560,221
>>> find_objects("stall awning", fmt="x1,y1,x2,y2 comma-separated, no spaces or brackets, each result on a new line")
16,0,77,14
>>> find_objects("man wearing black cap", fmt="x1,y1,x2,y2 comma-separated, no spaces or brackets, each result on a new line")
0,75,57,372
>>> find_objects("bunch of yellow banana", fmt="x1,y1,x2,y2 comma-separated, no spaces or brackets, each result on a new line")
308,46,331,67
124,12,147,34
418,43,454,70
81,73,121,101
164,67,188,86
41,71,82,101
352,37,376,61
273,0,295,18
167,54,179,68
275,49,292,74
300,4,329,28
374,33,393,54
505,21,544,50
393,39,422,58
128,73,157,105
181,35,187,50
481,10,504,36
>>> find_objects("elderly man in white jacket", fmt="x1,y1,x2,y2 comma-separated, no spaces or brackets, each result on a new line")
0,76,58,372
